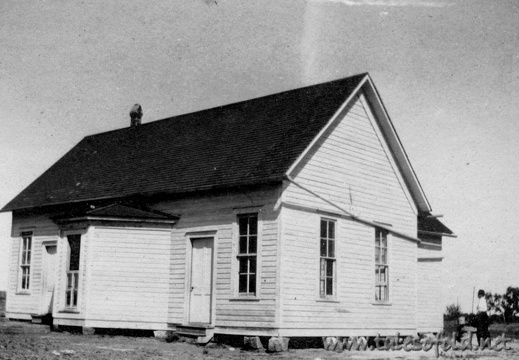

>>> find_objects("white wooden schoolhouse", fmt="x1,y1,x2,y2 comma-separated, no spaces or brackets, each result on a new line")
2,73,454,341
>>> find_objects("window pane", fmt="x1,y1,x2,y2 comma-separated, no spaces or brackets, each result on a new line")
239,274,248,293
249,216,257,235
66,291,71,306
320,239,327,257
248,236,257,254
239,216,248,236
381,249,387,264
26,250,31,265
382,234,387,248
328,240,335,258
239,258,248,273
326,277,333,295
320,279,325,296
328,222,335,239
375,247,380,263
67,273,73,288
68,235,81,271
320,220,327,238
73,291,78,307
248,274,256,294
249,257,256,274
239,236,247,254
326,259,334,277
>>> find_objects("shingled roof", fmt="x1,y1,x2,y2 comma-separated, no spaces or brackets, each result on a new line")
3,74,368,211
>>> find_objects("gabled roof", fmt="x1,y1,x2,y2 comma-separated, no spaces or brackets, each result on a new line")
2,73,431,214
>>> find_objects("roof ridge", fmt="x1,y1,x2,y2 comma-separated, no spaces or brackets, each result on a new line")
84,73,369,139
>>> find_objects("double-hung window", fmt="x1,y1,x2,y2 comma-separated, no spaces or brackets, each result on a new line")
19,231,33,291
66,234,81,308
320,219,336,297
375,228,389,302
237,214,257,295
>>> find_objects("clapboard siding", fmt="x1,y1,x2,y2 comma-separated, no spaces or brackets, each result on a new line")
6,215,60,318
417,259,443,332
284,94,417,236
280,93,419,334
86,226,171,324
280,207,417,333
417,234,443,332
154,186,280,328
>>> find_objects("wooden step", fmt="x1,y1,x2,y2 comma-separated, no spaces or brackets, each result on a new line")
175,324,215,344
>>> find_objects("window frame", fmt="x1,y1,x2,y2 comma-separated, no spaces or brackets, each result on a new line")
319,218,336,299
64,234,82,309
374,228,389,303
18,231,33,293
235,212,260,298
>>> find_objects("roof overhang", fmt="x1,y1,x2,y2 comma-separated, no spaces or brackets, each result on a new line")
51,204,179,226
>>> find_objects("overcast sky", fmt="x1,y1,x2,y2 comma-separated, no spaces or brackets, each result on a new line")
1,0,518,312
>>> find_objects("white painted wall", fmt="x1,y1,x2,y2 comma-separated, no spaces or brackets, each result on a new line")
280,93,420,336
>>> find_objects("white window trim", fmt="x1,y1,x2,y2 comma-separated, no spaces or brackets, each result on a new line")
319,218,337,300
17,231,33,294
374,228,390,304
232,208,262,299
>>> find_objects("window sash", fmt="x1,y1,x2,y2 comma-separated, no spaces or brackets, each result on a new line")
320,219,336,297
319,258,335,296
375,229,389,302
65,234,81,308
19,233,32,291
237,214,258,295
66,271,79,308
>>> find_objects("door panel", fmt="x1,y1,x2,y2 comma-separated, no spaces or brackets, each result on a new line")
40,245,57,314
189,238,213,323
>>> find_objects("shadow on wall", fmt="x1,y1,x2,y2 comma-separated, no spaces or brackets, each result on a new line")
0,291,5,317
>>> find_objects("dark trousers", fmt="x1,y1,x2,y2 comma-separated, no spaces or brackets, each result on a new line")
476,312,490,344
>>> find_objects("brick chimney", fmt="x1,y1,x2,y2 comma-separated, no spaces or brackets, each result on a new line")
129,104,143,127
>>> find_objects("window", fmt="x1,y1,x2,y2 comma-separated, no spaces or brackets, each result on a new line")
66,234,81,308
320,219,335,297
375,228,389,302
237,214,257,295
19,231,32,291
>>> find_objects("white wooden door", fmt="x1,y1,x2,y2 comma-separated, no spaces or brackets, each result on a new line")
189,238,213,324
40,245,57,314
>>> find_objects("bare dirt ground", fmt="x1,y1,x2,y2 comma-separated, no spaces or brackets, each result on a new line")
0,320,518,360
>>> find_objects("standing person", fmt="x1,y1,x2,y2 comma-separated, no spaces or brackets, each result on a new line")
476,289,491,345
